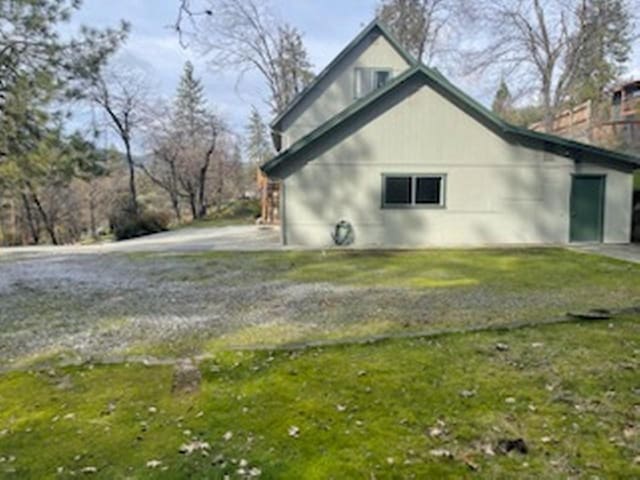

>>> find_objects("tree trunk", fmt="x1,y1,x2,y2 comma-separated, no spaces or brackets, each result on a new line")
124,139,138,216
89,187,97,239
21,192,39,245
29,187,58,245
171,192,182,222
189,192,197,220
197,158,211,219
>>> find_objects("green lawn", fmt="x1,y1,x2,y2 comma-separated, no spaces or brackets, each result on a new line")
1,316,638,478
147,248,640,354
2,248,640,478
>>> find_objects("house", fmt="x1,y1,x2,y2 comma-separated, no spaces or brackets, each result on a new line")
261,19,640,247
529,79,640,151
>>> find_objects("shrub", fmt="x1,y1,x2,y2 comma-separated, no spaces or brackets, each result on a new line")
210,198,261,221
109,203,170,241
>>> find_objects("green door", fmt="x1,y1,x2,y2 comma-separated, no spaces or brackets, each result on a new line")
570,175,605,242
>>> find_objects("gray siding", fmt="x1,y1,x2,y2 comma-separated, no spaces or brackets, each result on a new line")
282,85,633,247
280,31,411,148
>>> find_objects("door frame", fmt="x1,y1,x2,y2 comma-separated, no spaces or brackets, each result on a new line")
569,174,606,243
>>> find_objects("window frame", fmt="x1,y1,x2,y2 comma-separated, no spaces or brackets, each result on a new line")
381,173,447,209
354,67,394,99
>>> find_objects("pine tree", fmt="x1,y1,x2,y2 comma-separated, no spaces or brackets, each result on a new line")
570,0,633,104
171,61,220,219
376,0,450,64
174,61,208,137
492,80,513,118
245,108,272,165
274,25,314,113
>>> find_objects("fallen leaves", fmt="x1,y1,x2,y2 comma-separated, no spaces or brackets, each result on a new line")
146,460,162,468
179,440,211,455
429,448,453,459
288,426,300,438
459,389,476,398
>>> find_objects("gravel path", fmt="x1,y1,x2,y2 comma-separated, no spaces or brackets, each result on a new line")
0,248,596,367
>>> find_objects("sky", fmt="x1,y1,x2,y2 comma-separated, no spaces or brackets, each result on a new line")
69,0,640,141
70,0,380,136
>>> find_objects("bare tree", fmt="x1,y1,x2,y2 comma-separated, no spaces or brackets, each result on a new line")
174,0,314,115
376,0,454,65
87,68,148,214
139,101,183,221
461,0,634,131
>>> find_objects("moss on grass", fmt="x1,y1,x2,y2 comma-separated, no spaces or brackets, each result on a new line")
151,248,640,294
1,316,639,478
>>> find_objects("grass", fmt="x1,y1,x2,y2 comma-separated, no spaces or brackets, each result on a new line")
1,315,639,478
160,247,639,293
125,248,640,355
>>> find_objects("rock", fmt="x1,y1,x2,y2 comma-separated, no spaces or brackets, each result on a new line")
496,438,528,455
223,431,233,441
148,406,157,414
288,426,300,438
249,467,262,477
505,397,516,404
336,404,347,412
172,359,202,395
496,343,509,351
541,436,552,444
459,389,476,398
146,460,162,468
81,466,97,474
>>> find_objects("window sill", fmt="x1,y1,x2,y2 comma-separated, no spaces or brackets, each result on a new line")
381,204,446,210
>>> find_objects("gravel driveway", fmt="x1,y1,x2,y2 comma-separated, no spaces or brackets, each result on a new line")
2,231,638,368
0,225,281,255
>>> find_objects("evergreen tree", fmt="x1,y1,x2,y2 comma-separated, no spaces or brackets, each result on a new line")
172,61,220,219
274,25,314,113
174,61,208,136
569,0,633,104
0,0,128,160
376,0,450,64
245,108,272,165
492,80,513,118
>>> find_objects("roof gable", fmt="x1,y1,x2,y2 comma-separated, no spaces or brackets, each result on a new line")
262,65,640,178
270,19,416,132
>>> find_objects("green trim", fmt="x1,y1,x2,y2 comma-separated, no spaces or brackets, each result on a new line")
262,64,640,178
263,66,420,176
381,173,447,209
270,19,416,131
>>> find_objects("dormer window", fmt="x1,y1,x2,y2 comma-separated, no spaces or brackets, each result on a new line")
354,68,393,99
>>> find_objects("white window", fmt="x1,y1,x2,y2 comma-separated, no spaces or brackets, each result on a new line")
354,68,393,99
382,174,446,208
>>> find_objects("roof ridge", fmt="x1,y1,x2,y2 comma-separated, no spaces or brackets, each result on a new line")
270,18,416,130
262,66,639,177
